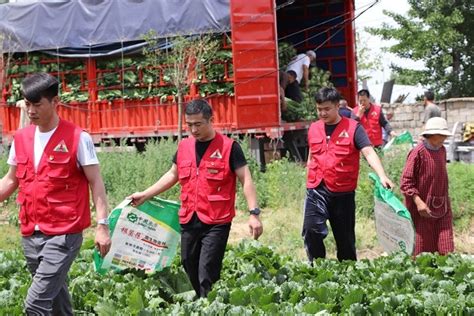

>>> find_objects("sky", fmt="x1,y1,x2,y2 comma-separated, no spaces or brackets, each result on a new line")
354,0,422,85
354,0,427,102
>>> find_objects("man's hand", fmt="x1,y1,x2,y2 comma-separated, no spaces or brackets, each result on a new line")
95,225,111,257
248,215,263,240
127,191,149,207
357,104,366,117
390,131,398,137
379,175,394,189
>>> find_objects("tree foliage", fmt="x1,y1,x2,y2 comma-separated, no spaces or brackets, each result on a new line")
368,0,473,98
356,31,382,84
389,65,429,86
143,32,218,140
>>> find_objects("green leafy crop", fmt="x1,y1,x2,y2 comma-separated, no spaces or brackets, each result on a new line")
1,242,472,314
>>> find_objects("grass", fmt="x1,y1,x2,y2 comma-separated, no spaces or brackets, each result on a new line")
0,224,20,251
448,163,474,231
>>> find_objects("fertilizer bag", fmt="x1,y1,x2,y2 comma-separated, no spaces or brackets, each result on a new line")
370,173,415,255
94,197,180,274
382,130,414,152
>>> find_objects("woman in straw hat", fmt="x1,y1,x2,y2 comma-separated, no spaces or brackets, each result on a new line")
400,117,454,256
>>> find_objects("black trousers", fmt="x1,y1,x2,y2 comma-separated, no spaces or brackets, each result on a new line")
302,184,357,262
180,213,231,297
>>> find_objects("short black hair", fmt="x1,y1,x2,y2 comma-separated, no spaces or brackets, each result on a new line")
21,73,59,103
315,87,341,104
424,90,435,101
185,99,213,120
358,89,370,98
286,70,297,79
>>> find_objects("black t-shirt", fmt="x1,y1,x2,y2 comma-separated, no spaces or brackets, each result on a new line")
324,122,372,150
284,81,303,103
173,140,247,172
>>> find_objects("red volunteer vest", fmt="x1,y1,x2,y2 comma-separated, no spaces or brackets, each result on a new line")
354,104,383,146
176,133,236,225
14,119,91,236
306,117,360,192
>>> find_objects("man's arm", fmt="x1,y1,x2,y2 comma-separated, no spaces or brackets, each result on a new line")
83,164,111,257
280,87,287,112
128,164,179,206
350,111,359,121
235,165,263,240
0,166,19,202
379,111,396,137
303,65,310,89
360,146,394,189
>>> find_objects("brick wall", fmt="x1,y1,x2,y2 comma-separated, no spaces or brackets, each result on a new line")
382,97,474,139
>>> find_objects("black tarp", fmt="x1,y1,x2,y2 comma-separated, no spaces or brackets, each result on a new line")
0,0,231,54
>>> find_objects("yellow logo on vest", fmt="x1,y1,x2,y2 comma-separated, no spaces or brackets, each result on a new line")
371,111,378,117
53,140,69,152
338,130,349,138
209,149,222,159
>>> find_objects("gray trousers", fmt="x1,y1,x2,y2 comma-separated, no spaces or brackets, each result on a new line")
21,232,83,316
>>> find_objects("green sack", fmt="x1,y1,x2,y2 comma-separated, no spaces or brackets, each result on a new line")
383,131,414,152
369,173,415,255
94,197,181,275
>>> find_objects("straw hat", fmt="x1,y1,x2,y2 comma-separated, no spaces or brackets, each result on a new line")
421,117,452,136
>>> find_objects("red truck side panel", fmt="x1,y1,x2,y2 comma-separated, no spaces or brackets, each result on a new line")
341,0,357,108
230,0,280,129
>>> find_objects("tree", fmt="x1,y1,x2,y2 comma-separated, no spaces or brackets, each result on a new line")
143,33,218,141
356,31,382,85
389,65,428,86
368,0,473,98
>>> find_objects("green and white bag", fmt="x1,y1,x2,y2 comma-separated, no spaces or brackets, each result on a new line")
382,130,414,152
94,197,181,275
370,173,415,255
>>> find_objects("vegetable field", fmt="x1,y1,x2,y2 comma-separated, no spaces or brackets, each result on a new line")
1,242,473,315
1,141,473,314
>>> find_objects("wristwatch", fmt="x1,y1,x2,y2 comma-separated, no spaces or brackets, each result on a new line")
97,218,109,226
249,208,261,216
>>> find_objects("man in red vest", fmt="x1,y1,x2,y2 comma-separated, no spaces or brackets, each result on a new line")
353,89,396,148
304,87,393,262
129,99,263,298
0,73,111,315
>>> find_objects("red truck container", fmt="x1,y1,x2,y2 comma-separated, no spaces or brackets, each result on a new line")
0,0,357,164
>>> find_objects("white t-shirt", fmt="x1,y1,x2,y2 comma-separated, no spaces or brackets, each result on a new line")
286,53,311,83
7,127,99,169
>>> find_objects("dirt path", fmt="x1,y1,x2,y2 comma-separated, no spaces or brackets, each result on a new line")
228,215,474,260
